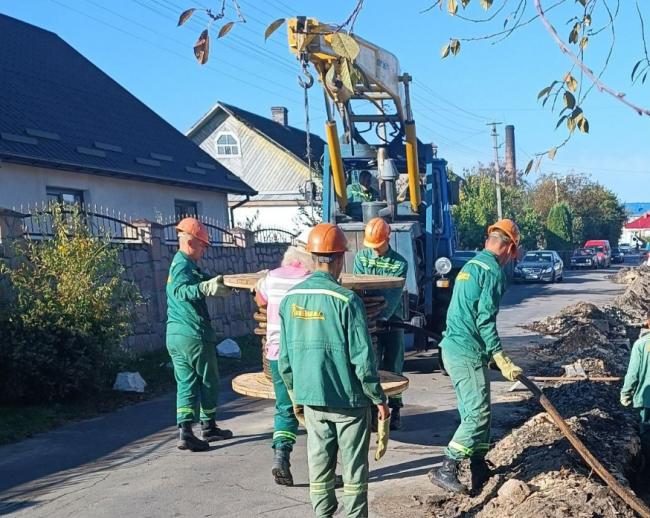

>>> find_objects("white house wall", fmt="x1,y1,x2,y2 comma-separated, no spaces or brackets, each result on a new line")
234,205,313,232
189,110,310,197
0,163,229,223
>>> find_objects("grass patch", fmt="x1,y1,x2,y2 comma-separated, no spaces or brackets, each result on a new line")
0,335,261,445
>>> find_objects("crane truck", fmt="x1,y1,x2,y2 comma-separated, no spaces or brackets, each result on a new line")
287,17,464,350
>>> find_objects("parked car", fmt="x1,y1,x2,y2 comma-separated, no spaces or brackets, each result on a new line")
514,250,564,283
584,239,612,268
611,247,625,264
570,248,598,270
619,243,630,253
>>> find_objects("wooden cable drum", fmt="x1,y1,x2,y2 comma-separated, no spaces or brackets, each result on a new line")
223,273,405,291
261,337,272,381
232,370,408,400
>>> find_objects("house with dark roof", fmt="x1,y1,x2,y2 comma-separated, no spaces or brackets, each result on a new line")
187,102,326,229
0,14,254,225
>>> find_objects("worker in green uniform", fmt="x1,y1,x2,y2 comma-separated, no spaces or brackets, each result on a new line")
429,219,524,494
167,217,234,452
279,222,389,518
346,170,380,220
620,313,650,471
353,217,408,431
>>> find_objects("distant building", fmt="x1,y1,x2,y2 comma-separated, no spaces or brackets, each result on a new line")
187,102,325,231
624,203,650,222
0,15,254,224
622,211,650,246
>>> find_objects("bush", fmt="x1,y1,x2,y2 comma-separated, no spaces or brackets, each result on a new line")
0,203,143,404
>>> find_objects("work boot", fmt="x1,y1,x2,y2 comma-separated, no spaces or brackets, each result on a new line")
428,457,468,494
200,419,234,442
272,448,293,486
470,457,491,490
177,422,209,452
390,408,403,431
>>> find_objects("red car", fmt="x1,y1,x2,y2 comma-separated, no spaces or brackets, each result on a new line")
584,240,612,268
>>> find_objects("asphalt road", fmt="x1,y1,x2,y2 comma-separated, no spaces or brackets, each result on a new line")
0,259,632,518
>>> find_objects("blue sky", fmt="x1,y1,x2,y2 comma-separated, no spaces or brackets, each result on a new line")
3,0,649,201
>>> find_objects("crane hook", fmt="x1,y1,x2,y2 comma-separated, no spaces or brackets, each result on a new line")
298,66,314,89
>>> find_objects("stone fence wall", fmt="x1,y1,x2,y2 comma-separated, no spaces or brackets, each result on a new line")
0,209,287,352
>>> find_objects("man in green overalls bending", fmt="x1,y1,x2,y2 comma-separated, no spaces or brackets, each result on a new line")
353,217,408,431
429,219,524,493
620,314,650,471
167,217,234,452
279,222,389,518
346,170,379,220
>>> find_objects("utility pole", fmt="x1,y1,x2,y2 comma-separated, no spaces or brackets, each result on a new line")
487,121,503,219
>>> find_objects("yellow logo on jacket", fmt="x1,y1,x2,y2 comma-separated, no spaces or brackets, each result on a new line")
457,272,471,281
291,303,325,321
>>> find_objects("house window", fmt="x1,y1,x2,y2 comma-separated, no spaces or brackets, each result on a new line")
215,133,240,157
46,187,84,206
175,200,198,220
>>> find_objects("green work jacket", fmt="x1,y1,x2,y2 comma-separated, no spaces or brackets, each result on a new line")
166,250,216,342
278,270,386,408
440,249,507,361
346,183,379,204
353,247,408,322
622,331,650,408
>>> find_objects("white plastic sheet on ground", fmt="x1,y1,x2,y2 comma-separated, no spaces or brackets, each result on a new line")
113,372,147,393
216,339,241,359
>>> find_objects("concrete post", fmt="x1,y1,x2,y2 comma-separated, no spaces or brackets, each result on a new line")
230,227,254,248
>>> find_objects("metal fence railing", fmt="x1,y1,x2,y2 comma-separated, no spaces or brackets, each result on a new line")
18,205,146,243
162,214,238,247
253,228,298,245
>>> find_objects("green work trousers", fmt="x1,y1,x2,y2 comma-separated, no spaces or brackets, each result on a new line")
376,329,404,409
641,408,650,460
305,406,371,518
270,359,299,451
167,334,220,424
442,348,491,460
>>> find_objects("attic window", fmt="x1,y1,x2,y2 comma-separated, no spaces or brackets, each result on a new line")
215,132,240,157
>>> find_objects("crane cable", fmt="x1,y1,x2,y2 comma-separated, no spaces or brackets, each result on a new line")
298,53,315,219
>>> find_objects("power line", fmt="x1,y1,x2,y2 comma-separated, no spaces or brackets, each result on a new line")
416,80,486,121
47,0,322,112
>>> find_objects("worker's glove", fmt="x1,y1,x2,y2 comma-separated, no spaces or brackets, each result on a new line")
620,392,633,407
375,416,390,461
376,318,389,330
493,351,523,382
287,390,305,427
199,276,230,298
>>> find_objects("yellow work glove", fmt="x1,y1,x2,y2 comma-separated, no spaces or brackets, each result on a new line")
375,417,390,461
620,392,633,407
287,390,305,427
493,351,523,382
199,275,230,298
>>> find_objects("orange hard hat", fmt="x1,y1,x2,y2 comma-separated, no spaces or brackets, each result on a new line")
176,217,210,246
363,218,391,249
306,223,347,254
487,219,520,258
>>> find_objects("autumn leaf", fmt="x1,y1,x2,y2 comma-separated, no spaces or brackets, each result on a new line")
537,86,552,99
450,39,461,56
579,36,588,51
567,116,576,132
447,0,458,16
441,43,451,58
218,22,235,39
631,59,644,81
193,29,210,65
340,59,355,92
578,117,589,133
584,14,591,26
549,146,557,160
563,91,576,109
565,75,578,92
264,18,286,41
330,33,360,60
535,159,541,172
480,0,493,10
178,8,196,27
524,159,534,174
354,63,371,88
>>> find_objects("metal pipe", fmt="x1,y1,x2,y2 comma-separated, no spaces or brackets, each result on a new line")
517,374,650,518
404,122,421,213
229,195,249,228
325,120,348,212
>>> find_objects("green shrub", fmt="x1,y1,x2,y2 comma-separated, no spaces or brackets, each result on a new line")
546,202,573,250
0,203,143,404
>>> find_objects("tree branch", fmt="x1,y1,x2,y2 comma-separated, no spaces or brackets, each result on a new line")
534,0,650,116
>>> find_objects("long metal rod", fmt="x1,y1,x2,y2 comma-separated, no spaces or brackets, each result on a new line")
517,374,650,518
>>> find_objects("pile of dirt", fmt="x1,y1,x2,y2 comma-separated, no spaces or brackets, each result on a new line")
526,301,610,336
428,383,642,518
609,265,650,285
612,267,650,324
